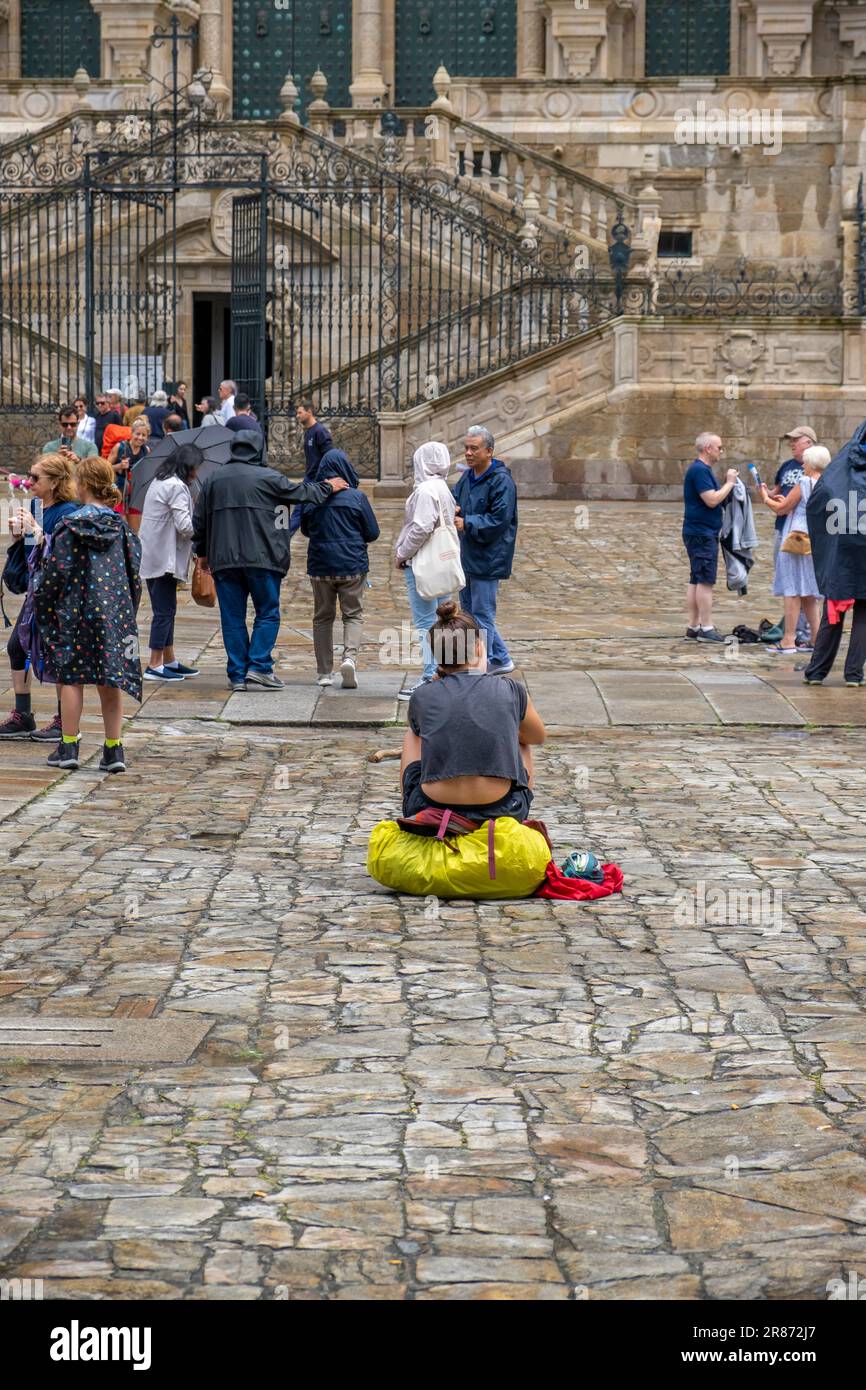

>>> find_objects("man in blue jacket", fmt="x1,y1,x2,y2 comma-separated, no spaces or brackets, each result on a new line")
300,449,380,689
452,426,518,674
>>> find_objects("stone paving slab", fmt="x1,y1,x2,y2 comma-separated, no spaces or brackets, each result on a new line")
683,670,805,726
587,670,719,725
522,672,609,726
0,1015,213,1062
222,684,319,725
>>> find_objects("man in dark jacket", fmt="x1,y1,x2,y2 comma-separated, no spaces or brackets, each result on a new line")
300,449,380,689
290,401,334,538
192,433,348,691
452,426,518,674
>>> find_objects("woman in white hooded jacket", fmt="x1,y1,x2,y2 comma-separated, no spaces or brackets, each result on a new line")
395,441,457,698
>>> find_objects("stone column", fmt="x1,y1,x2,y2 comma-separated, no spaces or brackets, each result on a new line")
197,0,229,109
350,0,387,106
517,0,546,78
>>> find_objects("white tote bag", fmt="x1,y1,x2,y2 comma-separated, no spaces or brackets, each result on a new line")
412,494,465,600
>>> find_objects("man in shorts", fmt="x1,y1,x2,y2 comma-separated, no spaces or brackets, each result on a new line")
682,432,739,643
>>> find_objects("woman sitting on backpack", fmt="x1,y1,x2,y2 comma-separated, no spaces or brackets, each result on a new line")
0,452,80,743
400,599,545,823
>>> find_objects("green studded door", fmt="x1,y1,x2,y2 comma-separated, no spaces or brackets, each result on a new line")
395,0,517,107
233,0,352,120
21,0,101,78
645,0,730,77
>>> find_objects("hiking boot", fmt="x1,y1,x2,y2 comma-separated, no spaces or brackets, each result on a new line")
30,713,63,742
696,627,725,643
0,709,36,739
340,657,357,689
47,739,80,770
246,671,285,690
685,626,699,640
98,743,126,773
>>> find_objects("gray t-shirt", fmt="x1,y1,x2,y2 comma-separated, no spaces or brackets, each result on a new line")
408,672,529,786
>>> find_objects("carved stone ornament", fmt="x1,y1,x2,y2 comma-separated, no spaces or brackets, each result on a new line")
718,328,765,383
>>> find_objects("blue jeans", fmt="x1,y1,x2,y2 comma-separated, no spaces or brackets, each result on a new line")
214,567,282,683
460,576,510,667
405,567,447,680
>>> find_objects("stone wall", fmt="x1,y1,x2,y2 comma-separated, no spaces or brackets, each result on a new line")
375,316,866,500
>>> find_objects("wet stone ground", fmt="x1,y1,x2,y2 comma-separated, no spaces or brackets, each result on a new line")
1,502,865,1299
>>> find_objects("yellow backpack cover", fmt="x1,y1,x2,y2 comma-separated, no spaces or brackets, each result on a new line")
367,817,551,900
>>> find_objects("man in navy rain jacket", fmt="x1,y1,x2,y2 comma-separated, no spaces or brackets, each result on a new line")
300,448,380,689
452,425,518,673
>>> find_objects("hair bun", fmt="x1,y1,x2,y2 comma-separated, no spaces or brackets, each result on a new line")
436,598,459,621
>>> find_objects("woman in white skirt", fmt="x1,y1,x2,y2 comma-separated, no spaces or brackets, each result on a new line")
760,444,830,653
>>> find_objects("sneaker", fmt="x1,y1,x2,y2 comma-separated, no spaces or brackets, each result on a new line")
143,666,185,682
229,680,247,693
397,681,427,701
98,743,126,773
317,674,334,687
696,628,725,643
685,626,700,640
845,678,864,687
802,676,824,685
0,709,36,739
246,671,285,690
47,739,80,770
166,662,199,677
340,656,357,690
30,713,63,742
488,659,515,674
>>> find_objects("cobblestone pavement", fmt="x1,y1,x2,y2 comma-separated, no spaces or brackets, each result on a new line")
1,503,865,1300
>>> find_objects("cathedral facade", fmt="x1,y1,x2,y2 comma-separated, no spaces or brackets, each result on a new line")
1,1,865,494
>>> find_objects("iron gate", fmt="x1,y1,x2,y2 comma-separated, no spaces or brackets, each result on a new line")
230,190,269,424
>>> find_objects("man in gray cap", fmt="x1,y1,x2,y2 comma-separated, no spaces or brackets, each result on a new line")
768,425,819,645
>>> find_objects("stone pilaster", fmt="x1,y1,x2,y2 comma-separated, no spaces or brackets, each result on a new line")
0,0,20,79
517,0,546,78
197,0,230,109
751,0,819,76
90,0,199,84
350,0,387,107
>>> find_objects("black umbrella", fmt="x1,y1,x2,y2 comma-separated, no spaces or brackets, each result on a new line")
128,424,237,511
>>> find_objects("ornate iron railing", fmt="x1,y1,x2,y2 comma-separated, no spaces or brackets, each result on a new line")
654,263,846,318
